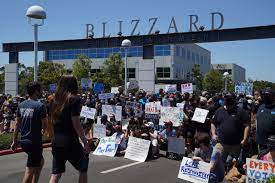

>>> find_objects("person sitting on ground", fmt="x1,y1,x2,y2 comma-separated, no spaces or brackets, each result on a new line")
192,132,213,162
100,114,113,136
159,121,176,154
146,122,159,158
112,122,129,155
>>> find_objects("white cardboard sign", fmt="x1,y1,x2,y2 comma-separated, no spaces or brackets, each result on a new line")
165,84,177,93
93,124,106,139
124,137,151,162
111,87,120,94
181,83,193,94
80,106,96,119
145,102,161,114
93,137,118,157
159,107,182,127
99,93,115,100
178,157,211,183
102,105,122,121
121,119,129,130
192,108,209,123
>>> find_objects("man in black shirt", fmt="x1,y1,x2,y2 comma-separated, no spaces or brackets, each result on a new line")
11,82,47,183
256,89,275,151
211,94,250,164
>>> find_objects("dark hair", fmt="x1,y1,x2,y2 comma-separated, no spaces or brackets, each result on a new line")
195,133,210,147
51,75,78,123
26,82,41,96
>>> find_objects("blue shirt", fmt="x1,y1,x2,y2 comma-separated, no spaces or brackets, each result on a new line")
17,99,47,145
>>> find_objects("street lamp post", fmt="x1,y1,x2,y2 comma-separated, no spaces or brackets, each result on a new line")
121,39,131,95
223,72,229,93
26,5,47,82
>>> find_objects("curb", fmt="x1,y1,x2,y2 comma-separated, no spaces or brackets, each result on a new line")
0,143,51,156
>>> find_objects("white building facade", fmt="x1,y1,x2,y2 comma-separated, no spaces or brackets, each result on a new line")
45,44,211,90
212,63,246,83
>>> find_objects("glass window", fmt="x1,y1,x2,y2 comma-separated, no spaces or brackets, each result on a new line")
155,51,163,56
163,50,171,56
128,68,136,78
157,67,170,78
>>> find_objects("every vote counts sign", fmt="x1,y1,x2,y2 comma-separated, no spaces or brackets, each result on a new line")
178,157,210,183
246,158,275,183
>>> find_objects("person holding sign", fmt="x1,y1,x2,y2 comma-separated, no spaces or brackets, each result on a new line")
49,75,91,183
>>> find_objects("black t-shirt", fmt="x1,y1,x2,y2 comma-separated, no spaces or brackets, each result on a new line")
212,106,250,145
51,95,82,147
256,104,275,145
17,99,47,145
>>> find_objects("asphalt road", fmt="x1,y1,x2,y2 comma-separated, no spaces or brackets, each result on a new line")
0,149,189,183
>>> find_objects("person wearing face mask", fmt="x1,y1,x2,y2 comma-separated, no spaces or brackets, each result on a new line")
256,89,275,151
211,93,250,168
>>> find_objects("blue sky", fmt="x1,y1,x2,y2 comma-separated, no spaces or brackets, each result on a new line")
0,0,275,81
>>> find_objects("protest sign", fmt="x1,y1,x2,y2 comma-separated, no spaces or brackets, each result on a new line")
126,101,139,110
178,157,211,183
176,103,185,109
102,105,122,121
124,137,151,162
93,124,106,139
235,82,253,96
127,81,139,90
81,78,92,89
246,158,275,183
80,106,96,119
192,108,209,123
181,83,193,94
93,136,118,157
145,102,161,114
49,84,57,92
121,119,129,130
111,87,120,94
145,114,160,120
168,137,185,155
165,84,177,93
99,93,115,100
94,82,104,94
159,107,182,127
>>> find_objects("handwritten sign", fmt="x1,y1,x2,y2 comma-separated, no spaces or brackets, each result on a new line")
99,93,115,100
111,87,120,94
178,157,210,183
176,103,185,109
93,136,118,157
102,105,122,121
165,84,177,93
127,81,139,90
168,137,185,155
124,137,151,162
235,82,253,96
80,106,96,119
126,101,139,110
159,107,182,127
192,108,209,123
93,124,106,139
145,102,161,114
181,83,193,94
246,158,275,183
81,78,92,89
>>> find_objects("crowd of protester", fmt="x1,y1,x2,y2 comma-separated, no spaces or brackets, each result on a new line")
1,75,274,183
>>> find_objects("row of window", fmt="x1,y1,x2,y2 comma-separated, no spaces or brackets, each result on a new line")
47,45,171,60
90,67,171,79
175,46,209,65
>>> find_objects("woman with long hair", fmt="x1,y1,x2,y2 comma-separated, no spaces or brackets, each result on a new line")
49,75,90,183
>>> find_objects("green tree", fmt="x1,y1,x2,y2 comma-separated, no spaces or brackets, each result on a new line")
18,67,34,95
72,55,92,82
38,61,66,89
203,70,224,92
100,54,124,89
191,64,204,91
253,80,275,91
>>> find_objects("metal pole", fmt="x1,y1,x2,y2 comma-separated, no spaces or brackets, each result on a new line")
124,48,128,95
225,77,228,93
34,24,38,82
